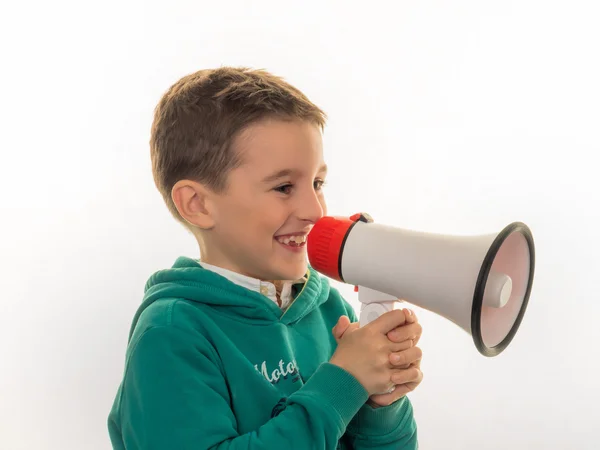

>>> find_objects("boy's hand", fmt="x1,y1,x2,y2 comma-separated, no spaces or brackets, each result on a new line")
368,309,423,408
332,308,424,407
329,309,417,396
332,315,358,341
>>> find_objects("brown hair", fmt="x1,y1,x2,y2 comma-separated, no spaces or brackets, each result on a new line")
150,66,327,226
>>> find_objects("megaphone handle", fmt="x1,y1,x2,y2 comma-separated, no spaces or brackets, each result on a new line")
356,285,399,395
356,285,400,326
356,285,398,304
359,300,398,327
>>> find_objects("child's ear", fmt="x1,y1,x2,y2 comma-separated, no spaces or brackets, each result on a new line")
171,180,216,229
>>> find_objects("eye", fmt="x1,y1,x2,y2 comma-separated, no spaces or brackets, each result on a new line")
314,179,327,191
274,183,293,195
274,179,326,195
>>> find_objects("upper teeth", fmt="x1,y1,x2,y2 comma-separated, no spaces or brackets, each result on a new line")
277,235,306,245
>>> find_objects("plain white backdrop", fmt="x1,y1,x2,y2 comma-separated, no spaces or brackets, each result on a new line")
1,1,599,449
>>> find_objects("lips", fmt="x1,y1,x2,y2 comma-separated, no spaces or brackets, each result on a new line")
275,234,307,246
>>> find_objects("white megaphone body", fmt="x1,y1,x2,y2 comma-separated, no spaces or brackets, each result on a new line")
306,212,535,357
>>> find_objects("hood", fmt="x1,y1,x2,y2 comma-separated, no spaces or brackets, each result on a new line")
128,256,331,340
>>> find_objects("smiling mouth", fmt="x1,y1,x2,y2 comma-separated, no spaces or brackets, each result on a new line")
275,235,307,247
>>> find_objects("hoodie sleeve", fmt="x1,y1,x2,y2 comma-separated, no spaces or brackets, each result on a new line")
340,300,419,449
111,324,370,450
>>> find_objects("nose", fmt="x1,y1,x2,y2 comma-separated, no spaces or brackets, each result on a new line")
297,187,325,224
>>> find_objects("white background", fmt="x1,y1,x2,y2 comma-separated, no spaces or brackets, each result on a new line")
1,1,599,449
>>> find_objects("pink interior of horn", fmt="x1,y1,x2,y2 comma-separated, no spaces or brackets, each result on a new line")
481,231,531,348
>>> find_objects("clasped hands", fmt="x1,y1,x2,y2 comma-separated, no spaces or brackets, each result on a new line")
331,307,423,408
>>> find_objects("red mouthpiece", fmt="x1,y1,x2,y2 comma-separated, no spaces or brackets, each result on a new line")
307,213,373,282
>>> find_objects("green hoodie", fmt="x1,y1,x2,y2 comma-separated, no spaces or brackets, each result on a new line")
107,256,418,449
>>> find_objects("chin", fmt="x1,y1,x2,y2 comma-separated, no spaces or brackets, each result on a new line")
273,261,308,281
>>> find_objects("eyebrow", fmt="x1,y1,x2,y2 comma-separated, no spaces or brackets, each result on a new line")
262,164,328,183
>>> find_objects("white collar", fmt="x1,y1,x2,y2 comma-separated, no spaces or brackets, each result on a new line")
198,261,306,310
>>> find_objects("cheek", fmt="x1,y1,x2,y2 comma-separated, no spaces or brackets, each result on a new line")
260,210,290,234
256,204,294,236
218,198,256,234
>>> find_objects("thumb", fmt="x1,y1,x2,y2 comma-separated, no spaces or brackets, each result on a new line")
368,308,407,334
333,315,351,341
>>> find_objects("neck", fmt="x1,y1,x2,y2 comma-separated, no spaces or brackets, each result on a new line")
197,237,292,293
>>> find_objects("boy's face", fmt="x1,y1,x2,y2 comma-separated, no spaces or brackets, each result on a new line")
202,118,328,281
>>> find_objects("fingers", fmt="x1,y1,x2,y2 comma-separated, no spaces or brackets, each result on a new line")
333,315,350,334
389,345,422,367
367,309,408,334
368,366,424,407
390,339,413,354
332,316,360,343
386,378,421,400
387,322,422,345
391,364,423,386
402,308,416,324
332,315,352,342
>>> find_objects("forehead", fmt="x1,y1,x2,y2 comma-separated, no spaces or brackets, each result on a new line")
233,118,324,170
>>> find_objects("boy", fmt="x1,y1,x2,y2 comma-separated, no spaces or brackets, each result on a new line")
107,67,424,449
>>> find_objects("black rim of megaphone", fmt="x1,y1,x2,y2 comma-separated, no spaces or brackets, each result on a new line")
471,222,535,357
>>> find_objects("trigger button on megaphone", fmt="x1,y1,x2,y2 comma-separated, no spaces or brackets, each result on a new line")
367,311,380,323
350,212,374,223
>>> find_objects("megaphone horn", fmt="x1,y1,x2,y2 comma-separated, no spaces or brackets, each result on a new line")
307,213,535,357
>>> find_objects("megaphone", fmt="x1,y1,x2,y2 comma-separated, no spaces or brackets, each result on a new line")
307,212,535,357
